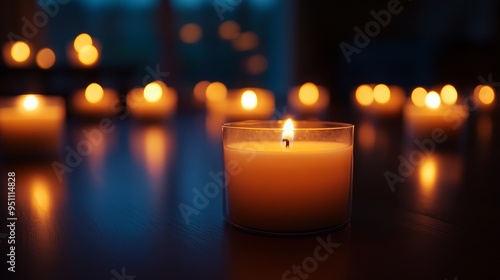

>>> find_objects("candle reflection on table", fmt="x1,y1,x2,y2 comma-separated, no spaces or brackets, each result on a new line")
130,124,174,191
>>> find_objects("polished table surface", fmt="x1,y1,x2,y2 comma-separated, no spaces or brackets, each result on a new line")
1,111,499,280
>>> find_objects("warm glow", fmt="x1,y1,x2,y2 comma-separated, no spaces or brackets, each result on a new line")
232,32,259,51
193,80,211,102
32,180,50,214
425,91,441,109
78,45,99,66
241,90,258,110
440,84,458,105
144,126,167,179
355,85,374,106
35,48,56,69
420,157,437,189
245,54,268,74
478,85,495,105
73,33,93,52
179,23,202,44
373,84,391,104
281,119,294,150
11,41,30,62
206,82,227,103
411,87,427,107
85,83,104,104
23,95,39,111
358,122,376,150
144,82,163,103
218,20,241,40
298,82,319,106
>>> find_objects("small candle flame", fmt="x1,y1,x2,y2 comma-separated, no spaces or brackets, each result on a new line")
298,82,319,106
144,81,163,103
440,84,457,105
23,95,39,111
281,118,294,151
411,87,427,107
478,85,495,105
85,83,104,104
241,90,258,110
373,84,390,104
425,91,441,109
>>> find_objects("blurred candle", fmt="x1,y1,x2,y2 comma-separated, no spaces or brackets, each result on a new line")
0,94,65,154
127,80,177,120
35,48,56,69
207,87,275,120
2,41,33,67
353,84,405,117
472,85,496,112
67,33,100,67
288,82,329,115
404,86,468,140
72,83,119,117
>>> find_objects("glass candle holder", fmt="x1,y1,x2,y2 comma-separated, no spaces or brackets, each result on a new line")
222,120,354,235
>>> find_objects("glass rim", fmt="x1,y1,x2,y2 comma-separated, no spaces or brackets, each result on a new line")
222,120,354,131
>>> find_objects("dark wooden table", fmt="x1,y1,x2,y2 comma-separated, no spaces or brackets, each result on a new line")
1,111,499,280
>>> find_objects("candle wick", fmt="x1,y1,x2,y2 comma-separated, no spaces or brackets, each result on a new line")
282,138,290,148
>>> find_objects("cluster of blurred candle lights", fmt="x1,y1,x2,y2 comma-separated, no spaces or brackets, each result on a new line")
0,28,497,162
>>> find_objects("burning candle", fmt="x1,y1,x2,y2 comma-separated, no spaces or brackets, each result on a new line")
126,80,177,120
67,33,100,67
2,41,33,67
353,84,405,117
72,83,119,117
472,85,496,112
222,119,354,234
288,82,329,115
404,86,468,140
207,87,275,120
0,94,65,154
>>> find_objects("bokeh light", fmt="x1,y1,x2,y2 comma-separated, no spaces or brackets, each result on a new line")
241,90,258,110
355,85,374,106
478,85,495,105
425,91,441,109
73,33,93,52
179,23,202,44
23,95,39,111
298,82,319,106
11,41,30,62
373,84,391,104
245,54,268,74
78,45,99,66
218,20,241,40
193,80,211,102
411,87,427,107
206,82,227,103
36,48,56,69
440,84,458,105
144,82,163,103
232,32,259,51
85,83,104,104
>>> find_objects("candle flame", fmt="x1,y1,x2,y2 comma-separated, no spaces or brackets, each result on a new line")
373,84,390,104
73,33,93,52
241,90,258,110
411,87,427,107
205,82,227,103
298,82,319,106
478,85,495,105
425,91,441,109
144,81,163,103
85,83,104,104
23,95,39,111
78,44,98,66
440,84,457,105
11,41,30,62
355,84,374,106
281,118,294,151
